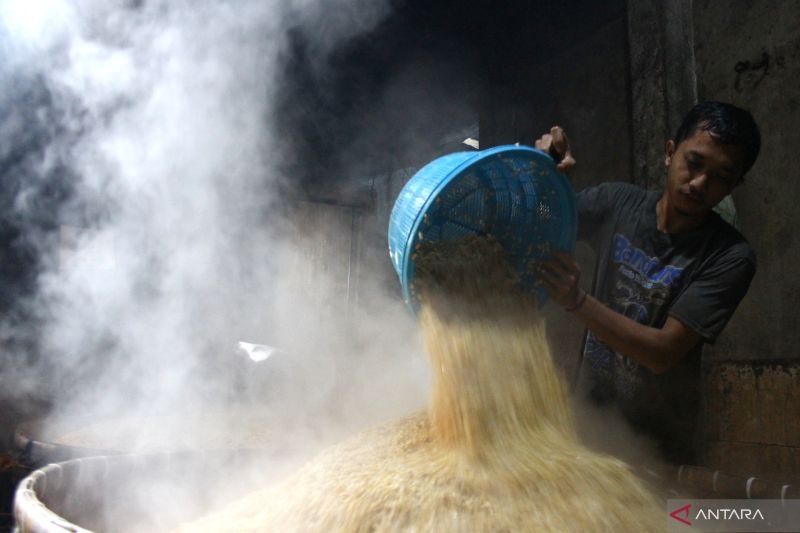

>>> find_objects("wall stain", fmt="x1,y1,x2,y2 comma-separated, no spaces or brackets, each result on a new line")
734,51,770,92
733,38,798,92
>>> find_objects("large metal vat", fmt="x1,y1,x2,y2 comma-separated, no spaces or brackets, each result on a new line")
14,451,300,532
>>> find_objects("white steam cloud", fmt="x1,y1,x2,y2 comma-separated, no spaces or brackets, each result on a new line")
0,0,428,450
0,3,669,527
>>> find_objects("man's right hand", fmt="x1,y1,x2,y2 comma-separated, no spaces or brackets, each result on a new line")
534,126,576,173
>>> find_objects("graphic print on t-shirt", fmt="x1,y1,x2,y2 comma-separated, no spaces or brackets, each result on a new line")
585,233,686,400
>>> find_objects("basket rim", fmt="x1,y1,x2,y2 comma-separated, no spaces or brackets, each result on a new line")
390,144,575,312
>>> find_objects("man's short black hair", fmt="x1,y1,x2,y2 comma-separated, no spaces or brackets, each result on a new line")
674,101,761,176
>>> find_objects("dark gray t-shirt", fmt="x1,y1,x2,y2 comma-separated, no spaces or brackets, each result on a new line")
575,182,756,463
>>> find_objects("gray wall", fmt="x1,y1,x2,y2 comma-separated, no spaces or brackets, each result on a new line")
690,0,800,477
480,18,633,193
693,0,800,363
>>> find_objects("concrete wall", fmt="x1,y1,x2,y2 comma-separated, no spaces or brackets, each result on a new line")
693,0,800,364
480,17,633,193
690,0,800,477
627,0,697,189
704,360,800,480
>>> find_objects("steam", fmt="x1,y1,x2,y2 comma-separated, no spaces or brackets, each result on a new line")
0,0,429,448
0,5,675,528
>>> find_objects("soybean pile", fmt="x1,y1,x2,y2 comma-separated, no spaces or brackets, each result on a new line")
178,236,662,532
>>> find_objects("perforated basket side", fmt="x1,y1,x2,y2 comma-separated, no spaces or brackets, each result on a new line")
388,145,576,311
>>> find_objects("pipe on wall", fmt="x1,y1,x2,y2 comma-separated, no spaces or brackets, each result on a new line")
675,464,797,500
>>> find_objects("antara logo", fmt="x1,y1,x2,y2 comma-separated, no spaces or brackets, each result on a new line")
696,508,765,520
669,502,767,526
669,503,693,526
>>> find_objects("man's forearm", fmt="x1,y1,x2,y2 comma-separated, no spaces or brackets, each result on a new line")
536,251,702,372
570,293,686,374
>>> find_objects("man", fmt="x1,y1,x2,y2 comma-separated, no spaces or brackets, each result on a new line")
536,101,760,464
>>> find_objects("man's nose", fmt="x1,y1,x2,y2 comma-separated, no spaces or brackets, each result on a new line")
689,173,709,193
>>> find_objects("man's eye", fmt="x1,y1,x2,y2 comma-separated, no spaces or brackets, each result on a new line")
686,158,701,170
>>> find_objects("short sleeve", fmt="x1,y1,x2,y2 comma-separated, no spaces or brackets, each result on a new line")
576,182,632,246
668,249,756,342
576,183,612,244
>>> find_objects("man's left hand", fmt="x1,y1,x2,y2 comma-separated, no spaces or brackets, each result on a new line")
536,251,585,310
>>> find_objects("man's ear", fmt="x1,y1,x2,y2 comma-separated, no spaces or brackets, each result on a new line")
665,140,676,167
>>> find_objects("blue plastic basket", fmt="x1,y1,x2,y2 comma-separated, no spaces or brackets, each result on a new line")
387,144,577,311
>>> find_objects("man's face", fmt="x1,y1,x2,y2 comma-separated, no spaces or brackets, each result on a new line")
664,129,745,216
